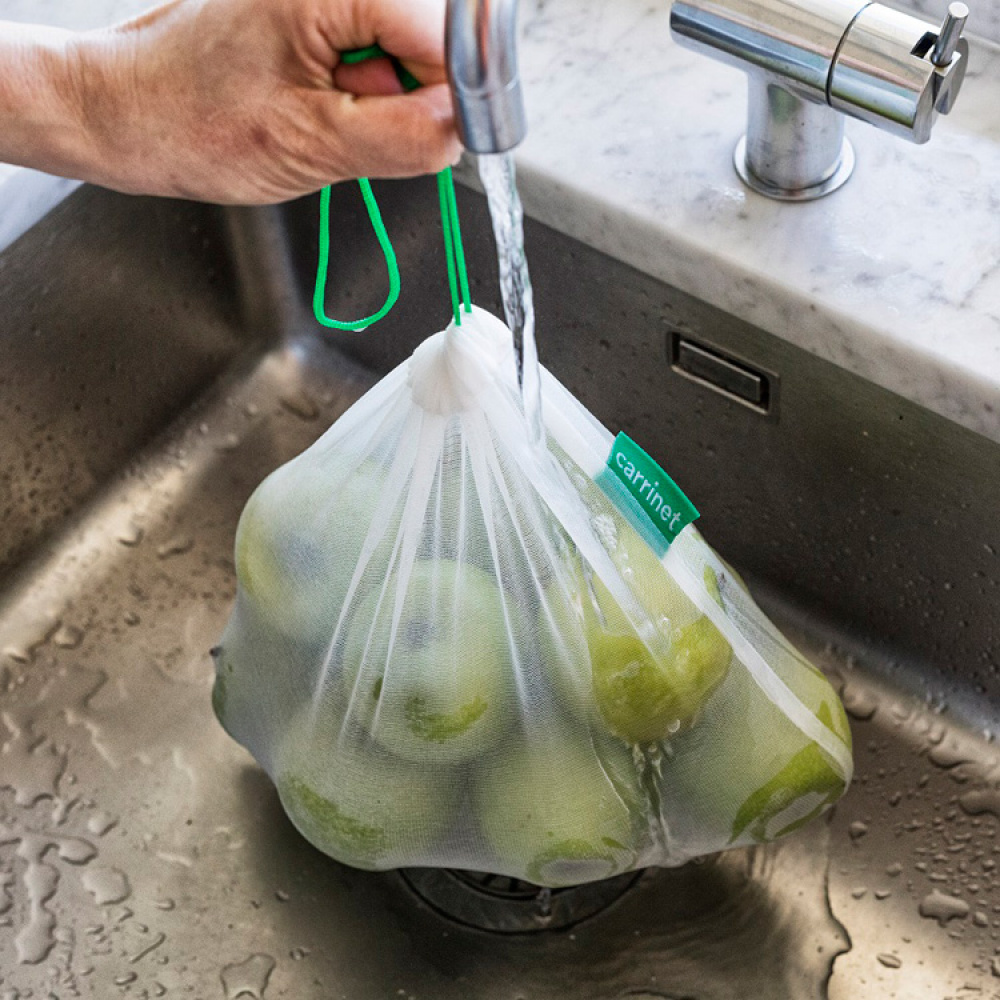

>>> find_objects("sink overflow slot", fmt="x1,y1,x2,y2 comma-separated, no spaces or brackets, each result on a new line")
669,333,778,417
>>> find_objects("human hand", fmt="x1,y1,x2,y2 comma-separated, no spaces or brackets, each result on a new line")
1,0,461,203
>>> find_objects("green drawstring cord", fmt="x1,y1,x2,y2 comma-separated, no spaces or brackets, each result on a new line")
439,166,471,319
312,46,472,331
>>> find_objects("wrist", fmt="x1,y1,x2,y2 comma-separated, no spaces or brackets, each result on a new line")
0,23,95,180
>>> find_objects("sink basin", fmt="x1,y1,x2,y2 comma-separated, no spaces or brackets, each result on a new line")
1,176,999,999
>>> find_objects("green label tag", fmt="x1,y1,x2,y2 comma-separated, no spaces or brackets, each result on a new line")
595,433,699,554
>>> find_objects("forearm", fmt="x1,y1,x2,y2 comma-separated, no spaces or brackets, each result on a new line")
0,0,459,205
0,22,95,179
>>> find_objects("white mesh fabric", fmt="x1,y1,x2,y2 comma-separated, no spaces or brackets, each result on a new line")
214,306,853,886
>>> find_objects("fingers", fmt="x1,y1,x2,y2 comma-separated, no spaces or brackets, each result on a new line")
313,83,462,180
333,57,405,96
334,0,447,70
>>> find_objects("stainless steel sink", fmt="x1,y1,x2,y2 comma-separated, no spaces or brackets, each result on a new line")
2,176,999,999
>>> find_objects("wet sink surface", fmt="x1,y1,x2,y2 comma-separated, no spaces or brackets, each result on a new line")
2,181,1000,999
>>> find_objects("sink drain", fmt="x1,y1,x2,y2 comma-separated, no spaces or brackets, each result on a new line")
400,868,641,933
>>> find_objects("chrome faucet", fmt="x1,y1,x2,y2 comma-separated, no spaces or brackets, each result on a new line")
671,0,971,200
445,0,528,154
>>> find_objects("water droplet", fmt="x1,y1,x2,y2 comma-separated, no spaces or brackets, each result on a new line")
52,624,84,649
848,821,869,840
841,684,878,721
155,898,176,911
275,890,289,902
117,524,144,547
929,737,972,769
877,953,902,969
82,867,132,905
975,911,990,927
885,862,903,876
216,432,241,452
851,887,867,899
279,392,319,421
290,946,309,960
959,787,1000,818
919,889,970,925
221,953,276,1000
244,402,260,417
0,727,67,806
58,837,97,864
124,611,141,627
114,971,138,986
129,930,167,963
992,956,1000,977
10,833,94,964
874,889,891,900
156,536,193,559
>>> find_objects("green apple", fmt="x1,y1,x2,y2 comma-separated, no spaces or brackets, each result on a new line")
234,459,395,648
475,730,644,887
341,559,516,764
662,653,852,850
275,711,454,870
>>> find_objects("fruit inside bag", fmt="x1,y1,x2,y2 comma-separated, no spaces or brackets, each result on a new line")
213,305,853,887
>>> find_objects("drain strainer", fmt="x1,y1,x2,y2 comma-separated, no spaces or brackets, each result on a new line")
400,868,641,933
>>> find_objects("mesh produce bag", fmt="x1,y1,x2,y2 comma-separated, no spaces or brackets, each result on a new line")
213,299,853,885
214,75,851,883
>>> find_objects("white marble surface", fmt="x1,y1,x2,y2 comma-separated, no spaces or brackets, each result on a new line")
2,0,1000,444
486,0,1000,443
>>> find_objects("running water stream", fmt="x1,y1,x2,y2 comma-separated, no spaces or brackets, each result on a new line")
478,153,544,445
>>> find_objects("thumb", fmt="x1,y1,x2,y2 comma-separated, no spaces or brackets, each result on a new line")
312,84,462,181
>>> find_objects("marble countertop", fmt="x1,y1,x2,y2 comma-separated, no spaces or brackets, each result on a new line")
2,0,1000,444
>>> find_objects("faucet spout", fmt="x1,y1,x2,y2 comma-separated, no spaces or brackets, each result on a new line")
446,0,528,154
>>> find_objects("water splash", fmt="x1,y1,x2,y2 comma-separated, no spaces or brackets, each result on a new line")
478,153,543,446
517,831,848,1000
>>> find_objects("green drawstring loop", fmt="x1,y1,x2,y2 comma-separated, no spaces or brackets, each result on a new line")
312,46,471,331
313,179,400,331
